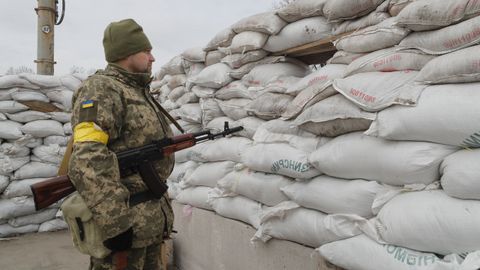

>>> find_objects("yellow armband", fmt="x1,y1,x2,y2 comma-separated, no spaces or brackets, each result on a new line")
73,122,109,145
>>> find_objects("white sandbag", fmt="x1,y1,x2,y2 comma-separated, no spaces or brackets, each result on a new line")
285,64,347,96
0,75,40,89
221,50,268,69
42,88,73,110
253,201,361,247
176,186,214,211
168,161,198,182
204,28,236,51
241,143,321,179
185,62,205,78
231,12,287,35
60,74,82,91
263,17,332,53
318,234,458,270
334,18,410,53
0,197,36,220
176,92,199,106
242,62,310,87
282,83,337,121
208,191,263,229
32,144,65,164
0,143,30,157
0,223,39,237
6,110,50,123
396,0,480,31
199,98,225,126
11,90,49,103
416,45,480,84
181,47,206,63
18,74,61,88
20,120,64,137
188,63,233,89
38,218,68,232
0,120,23,140
345,47,436,76
0,156,29,175
8,208,57,227
13,162,59,179
333,71,423,112
63,122,72,135
167,75,187,90
218,168,292,206
323,0,385,22
292,94,376,137
43,135,69,146
327,51,366,65
176,104,202,124
253,119,325,152
3,178,46,198
441,149,480,200
183,161,235,188
388,0,418,16
228,56,288,79
0,89,14,101
275,0,327,22
205,116,235,133
0,175,8,193
332,10,390,35
367,190,480,255
188,137,252,163
0,101,29,114
309,132,457,186
191,85,215,99
398,16,480,54
215,81,253,100
282,175,385,217
11,135,42,148
205,50,226,66
226,31,269,54
366,83,480,148
233,117,266,139
217,98,251,120
245,92,293,120
262,76,302,95
161,55,184,75
162,100,179,112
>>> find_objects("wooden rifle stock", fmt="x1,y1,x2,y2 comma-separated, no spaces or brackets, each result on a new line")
31,175,75,211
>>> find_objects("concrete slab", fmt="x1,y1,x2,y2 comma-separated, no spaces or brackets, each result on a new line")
172,201,343,270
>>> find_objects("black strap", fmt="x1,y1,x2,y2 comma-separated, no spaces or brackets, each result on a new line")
129,191,158,207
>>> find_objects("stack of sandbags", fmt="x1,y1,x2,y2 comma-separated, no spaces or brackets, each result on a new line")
0,73,81,237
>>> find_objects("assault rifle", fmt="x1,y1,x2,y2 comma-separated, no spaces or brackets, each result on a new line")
31,122,243,211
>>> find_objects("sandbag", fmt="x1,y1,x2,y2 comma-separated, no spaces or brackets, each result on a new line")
231,12,287,35
181,47,206,63
282,175,385,217
233,117,266,139
216,98,251,120
416,45,480,84
275,0,327,22
188,137,252,163
13,161,59,179
242,62,310,87
241,142,321,180
199,98,225,126
38,218,68,232
32,144,66,164
345,47,436,76
176,186,214,211
221,50,268,69
441,149,480,200
208,192,263,229
309,132,457,186
0,197,36,220
245,92,293,120
332,10,390,35
388,0,418,16
44,135,69,146
398,15,480,54
188,63,232,89
5,111,49,123
18,74,61,88
182,161,235,188
0,223,39,237
161,55,184,75
20,120,65,137
0,120,23,140
11,90,50,103
167,75,187,90
205,50,226,66
176,104,202,124
8,208,57,227
0,75,40,90
293,94,376,137
226,31,269,54
42,88,73,110
263,17,332,53
168,161,198,182
285,64,346,96
333,70,423,112
0,175,9,193
327,51,366,65
214,81,253,100
323,0,386,22
395,0,480,31
365,83,480,148
228,56,288,79
204,28,236,52
218,168,292,206
0,101,29,114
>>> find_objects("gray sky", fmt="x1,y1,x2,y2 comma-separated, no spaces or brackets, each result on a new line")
0,0,274,75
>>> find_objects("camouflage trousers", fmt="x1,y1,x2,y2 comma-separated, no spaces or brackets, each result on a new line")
89,242,162,270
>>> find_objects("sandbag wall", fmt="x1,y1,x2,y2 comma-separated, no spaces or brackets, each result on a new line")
154,0,480,269
0,73,84,237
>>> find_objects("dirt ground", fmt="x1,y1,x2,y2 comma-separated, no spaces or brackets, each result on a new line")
0,230,89,270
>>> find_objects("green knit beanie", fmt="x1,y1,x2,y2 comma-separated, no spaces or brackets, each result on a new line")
103,19,152,63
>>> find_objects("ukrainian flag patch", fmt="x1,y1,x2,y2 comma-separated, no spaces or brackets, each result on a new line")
81,100,94,109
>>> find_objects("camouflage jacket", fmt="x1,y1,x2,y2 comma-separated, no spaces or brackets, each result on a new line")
68,64,175,248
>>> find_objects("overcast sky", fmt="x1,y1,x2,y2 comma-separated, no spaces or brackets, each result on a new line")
0,0,275,75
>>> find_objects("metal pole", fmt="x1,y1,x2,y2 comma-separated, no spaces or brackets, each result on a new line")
35,0,56,75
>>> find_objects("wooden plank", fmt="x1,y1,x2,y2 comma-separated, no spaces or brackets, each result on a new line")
19,100,63,113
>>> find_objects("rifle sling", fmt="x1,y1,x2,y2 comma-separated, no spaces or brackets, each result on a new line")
129,191,158,207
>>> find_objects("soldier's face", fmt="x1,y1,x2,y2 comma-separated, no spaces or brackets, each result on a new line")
129,49,155,73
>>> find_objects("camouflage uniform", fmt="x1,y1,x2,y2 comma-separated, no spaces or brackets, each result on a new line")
68,63,174,270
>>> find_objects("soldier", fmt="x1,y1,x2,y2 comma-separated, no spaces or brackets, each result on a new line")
68,18,178,270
